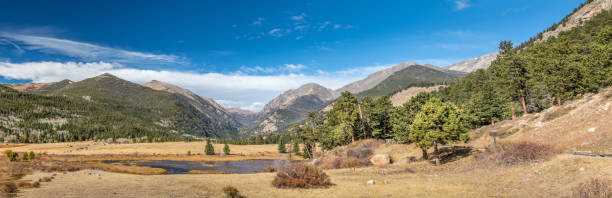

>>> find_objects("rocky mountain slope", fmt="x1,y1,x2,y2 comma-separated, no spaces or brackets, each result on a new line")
227,108,259,127
247,83,334,134
539,0,612,42
333,62,418,96
143,80,241,130
446,52,499,73
357,64,464,98
5,79,73,94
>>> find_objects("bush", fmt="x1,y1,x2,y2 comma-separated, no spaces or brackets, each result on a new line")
272,162,331,188
223,143,230,155
273,159,289,171
318,140,380,169
8,152,18,162
28,152,34,160
570,178,611,198
222,186,244,198
262,166,276,172
476,141,558,166
205,140,215,155
187,150,191,156
0,182,17,197
39,177,53,182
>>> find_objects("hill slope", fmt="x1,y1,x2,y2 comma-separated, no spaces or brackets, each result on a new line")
446,52,499,73
0,74,240,143
357,65,464,98
333,62,418,95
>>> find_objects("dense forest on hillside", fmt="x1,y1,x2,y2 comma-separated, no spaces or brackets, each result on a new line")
0,84,188,143
0,74,243,143
284,9,611,159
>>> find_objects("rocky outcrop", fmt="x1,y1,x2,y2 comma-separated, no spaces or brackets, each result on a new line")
370,154,391,166
260,83,334,115
539,0,612,42
446,52,499,73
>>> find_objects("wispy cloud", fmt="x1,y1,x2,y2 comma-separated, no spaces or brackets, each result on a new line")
0,33,183,65
0,61,391,111
454,0,471,11
290,13,306,21
252,17,264,25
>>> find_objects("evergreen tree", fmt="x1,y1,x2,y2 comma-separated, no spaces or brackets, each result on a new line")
490,41,530,117
409,97,469,160
205,139,215,155
392,92,433,144
277,138,286,153
223,143,230,155
292,141,300,155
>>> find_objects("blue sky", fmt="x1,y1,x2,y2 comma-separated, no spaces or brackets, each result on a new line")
0,0,584,111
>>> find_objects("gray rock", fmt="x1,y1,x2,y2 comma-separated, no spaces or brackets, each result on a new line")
370,154,391,166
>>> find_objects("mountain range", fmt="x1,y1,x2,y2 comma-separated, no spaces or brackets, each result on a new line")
2,0,608,140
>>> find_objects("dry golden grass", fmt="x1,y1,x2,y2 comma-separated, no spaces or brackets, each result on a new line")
12,154,610,198
469,88,612,153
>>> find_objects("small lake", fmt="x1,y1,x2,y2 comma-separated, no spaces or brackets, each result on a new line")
102,159,276,174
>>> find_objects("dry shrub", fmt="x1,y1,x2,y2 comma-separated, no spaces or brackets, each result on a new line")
222,186,244,198
39,177,53,182
272,162,331,189
0,182,17,198
570,178,611,198
261,166,276,173
31,181,40,188
318,139,382,169
543,106,576,121
15,180,32,188
476,141,558,166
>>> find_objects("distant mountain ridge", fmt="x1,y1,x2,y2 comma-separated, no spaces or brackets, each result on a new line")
3,73,240,139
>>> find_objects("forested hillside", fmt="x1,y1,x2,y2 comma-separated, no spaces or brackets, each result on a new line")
286,8,611,159
0,73,241,143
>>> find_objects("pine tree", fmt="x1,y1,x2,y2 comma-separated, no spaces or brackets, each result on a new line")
392,92,433,144
409,97,469,161
223,143,230,155
205,139,215,155
277,138,286,153
292,141,300,155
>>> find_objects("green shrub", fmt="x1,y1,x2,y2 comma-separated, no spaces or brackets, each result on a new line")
28,151,35,160
187,150,191,156
8,152,18,162
205,140,215,155
292,142,300,155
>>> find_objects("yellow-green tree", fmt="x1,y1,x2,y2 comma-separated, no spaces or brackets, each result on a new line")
409,97,469,160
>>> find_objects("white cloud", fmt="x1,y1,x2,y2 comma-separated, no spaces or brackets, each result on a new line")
252,17,264,25
290,13,306,21
0,61,392,111
0,33,181,65
268,28,284,37
454,0,471,10
284,64,306,70
318,21,331,31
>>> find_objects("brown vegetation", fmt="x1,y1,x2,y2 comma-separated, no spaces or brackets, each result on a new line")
569,178,611,198
272,162,331,189
222,186,245,198
476,141,559,166
317,139,382,169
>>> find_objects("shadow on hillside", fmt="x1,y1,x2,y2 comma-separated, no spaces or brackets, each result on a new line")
433,146,473,165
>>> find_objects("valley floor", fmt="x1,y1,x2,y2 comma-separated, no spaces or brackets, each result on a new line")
14,154,610,198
